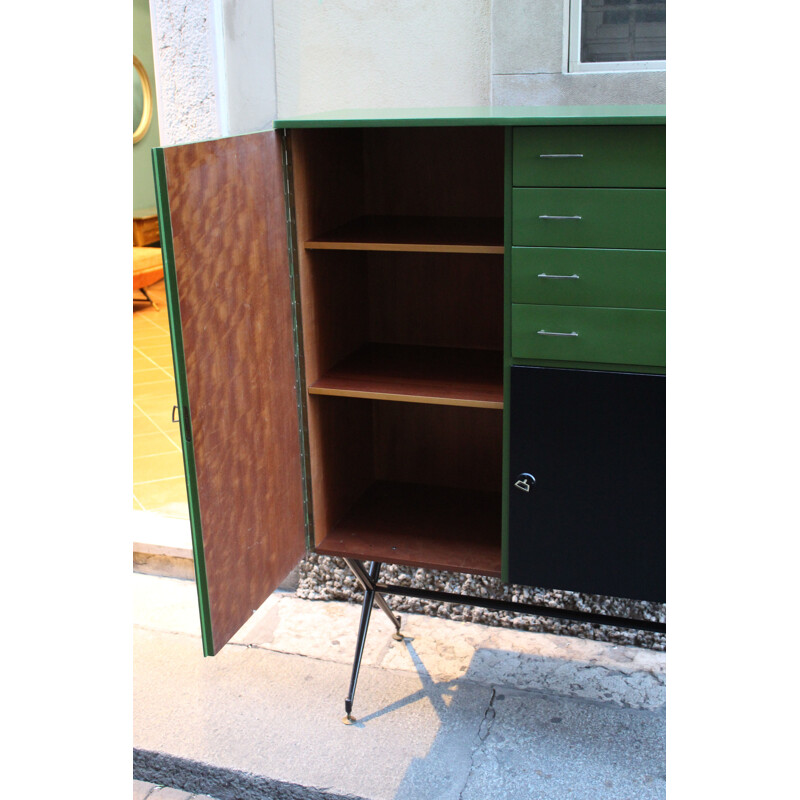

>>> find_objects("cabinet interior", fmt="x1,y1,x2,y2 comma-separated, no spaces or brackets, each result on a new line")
290,126,505,576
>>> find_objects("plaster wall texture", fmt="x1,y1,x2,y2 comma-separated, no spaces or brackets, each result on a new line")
491,0,665,105
493,0,565,74
149,0,222,146
494,71,666,106
273,0,491,117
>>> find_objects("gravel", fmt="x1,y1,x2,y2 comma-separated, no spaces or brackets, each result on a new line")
296,553,666,651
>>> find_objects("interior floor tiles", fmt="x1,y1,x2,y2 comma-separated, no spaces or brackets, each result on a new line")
133,279,189,519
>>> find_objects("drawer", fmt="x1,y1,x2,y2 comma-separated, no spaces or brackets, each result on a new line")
512,188,665,250
512,304,665,367
513,125,665,188
512,247,665,309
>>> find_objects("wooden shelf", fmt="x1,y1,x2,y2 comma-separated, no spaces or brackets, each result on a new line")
315,481,501,577
305,215,504,254
308,344,503,408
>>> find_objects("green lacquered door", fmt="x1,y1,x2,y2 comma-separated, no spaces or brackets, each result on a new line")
153,131,307,656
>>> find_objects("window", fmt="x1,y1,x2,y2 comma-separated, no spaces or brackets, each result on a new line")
569,0,666,73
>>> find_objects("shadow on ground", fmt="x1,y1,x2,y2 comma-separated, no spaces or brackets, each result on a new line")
134,630,665,800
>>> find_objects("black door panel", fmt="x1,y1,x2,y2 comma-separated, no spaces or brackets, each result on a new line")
508,366,665,602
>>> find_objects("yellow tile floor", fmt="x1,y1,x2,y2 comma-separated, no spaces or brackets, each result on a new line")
133,279,189,519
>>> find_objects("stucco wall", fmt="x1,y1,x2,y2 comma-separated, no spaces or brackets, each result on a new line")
491,0,665,105
149,0,222,145
150,0,277,143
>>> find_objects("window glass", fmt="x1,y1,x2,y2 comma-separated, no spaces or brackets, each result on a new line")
580,0,666,64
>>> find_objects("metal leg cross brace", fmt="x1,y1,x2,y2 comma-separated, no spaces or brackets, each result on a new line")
340,558,665,723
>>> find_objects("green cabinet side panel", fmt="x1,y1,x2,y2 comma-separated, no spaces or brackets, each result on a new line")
152,147,215,655
513,125,665,188
512,247,665,309
512,188,666,250
501,127,514,584
512,304,666,368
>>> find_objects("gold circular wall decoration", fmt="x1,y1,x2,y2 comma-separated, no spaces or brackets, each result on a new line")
133,55,152,144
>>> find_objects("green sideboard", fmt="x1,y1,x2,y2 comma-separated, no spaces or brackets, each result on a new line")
153,106,666,716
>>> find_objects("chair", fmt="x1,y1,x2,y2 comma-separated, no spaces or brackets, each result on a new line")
133,247,164,309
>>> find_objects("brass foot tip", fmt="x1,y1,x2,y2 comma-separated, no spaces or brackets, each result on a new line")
392,632,404,641
342,713,356,725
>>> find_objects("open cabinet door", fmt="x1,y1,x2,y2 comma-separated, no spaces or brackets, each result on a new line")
153,131,307,655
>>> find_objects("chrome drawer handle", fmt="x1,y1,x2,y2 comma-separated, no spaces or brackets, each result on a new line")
538,215,582,220
539,153,583,158
537,330,579,337
537,273,580,280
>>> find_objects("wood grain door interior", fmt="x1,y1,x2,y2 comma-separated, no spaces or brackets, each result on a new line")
155,130,306,655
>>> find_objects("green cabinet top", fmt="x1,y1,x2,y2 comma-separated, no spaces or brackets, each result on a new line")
274,105,666,129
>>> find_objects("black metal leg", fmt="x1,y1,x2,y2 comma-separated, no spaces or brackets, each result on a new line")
343,560,382,724
337,558,664,724
141,288,155,308
134,287,160,310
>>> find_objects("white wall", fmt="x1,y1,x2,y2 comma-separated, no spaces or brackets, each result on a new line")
220,0,278,135
149,0,664,146
274,0,491,117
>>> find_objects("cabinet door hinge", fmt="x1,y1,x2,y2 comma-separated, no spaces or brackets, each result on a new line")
280,129,314,551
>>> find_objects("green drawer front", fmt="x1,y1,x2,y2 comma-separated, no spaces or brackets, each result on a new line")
512,188,665,250
512,304,665,367
512,247,665,309
513,125,665,188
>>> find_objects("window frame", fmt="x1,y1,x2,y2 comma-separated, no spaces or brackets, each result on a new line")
567,0,666,74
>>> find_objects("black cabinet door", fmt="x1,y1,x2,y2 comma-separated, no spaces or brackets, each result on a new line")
508,366,665,602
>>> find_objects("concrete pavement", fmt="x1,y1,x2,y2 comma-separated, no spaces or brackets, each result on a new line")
133,573,666,799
